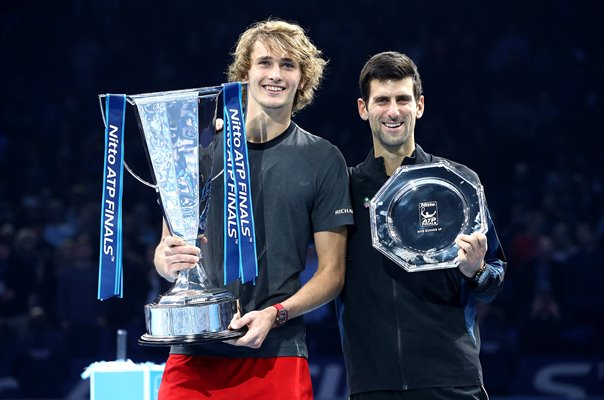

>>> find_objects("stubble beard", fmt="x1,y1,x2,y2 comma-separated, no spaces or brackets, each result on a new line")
374,125,411,152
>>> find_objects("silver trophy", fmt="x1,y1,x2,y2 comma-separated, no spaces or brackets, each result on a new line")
100,86,245,345
370,160,487,272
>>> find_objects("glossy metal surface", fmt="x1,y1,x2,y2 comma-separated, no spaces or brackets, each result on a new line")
370,160,487,272
140,289,243,345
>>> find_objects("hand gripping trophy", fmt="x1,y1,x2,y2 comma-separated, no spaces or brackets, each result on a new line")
98,83,256,345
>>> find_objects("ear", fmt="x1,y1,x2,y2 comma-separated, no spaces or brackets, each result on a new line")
357,98,368,120
416,95,425,119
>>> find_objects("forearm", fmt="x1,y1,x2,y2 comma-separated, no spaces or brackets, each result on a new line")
226,227,347,348
470,257,506,303
280,264,344,320
281,227,347,318
469,214,507,302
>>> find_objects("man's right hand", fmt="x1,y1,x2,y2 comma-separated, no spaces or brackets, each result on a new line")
153,236,200,282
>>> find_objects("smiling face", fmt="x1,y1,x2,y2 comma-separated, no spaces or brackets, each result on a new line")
358,77,424,157
245,40,302,117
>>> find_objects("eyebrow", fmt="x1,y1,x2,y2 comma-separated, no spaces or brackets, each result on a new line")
255,55,297,64
373,94,412,101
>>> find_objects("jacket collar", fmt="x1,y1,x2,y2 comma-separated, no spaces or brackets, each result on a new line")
358,144,433,180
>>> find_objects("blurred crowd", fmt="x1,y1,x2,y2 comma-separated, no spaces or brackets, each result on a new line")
1,0,603,397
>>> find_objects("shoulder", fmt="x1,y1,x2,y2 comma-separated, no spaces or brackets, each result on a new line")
348,163,363,178
421,144,480,183
439,156,481,182
347,158,374,186
291,124,345,159
292,125,335,146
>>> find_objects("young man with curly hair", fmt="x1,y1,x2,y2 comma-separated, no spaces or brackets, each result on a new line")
154,19,353,400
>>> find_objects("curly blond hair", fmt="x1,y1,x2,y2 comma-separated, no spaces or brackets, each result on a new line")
227,19,327,113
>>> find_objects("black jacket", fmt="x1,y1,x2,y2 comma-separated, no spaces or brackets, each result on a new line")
336,145,506,394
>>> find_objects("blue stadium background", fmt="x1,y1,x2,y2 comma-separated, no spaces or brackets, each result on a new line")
0,1,603,398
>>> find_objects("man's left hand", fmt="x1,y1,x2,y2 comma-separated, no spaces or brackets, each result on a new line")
223,307,277,349
455,232,488,278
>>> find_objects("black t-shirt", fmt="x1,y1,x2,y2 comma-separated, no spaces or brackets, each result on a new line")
173,122,353,358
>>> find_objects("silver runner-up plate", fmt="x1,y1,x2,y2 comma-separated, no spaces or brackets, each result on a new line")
369,160,487,272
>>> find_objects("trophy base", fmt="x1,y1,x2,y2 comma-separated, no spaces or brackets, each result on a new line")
141,288,244,346
139,329,245,346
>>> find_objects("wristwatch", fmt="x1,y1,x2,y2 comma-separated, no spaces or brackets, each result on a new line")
472,262,487,282
272,303,288,327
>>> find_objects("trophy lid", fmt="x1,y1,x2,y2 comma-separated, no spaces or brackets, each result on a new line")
369,160,487,272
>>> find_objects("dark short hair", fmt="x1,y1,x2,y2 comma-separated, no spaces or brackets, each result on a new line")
359,51,422,103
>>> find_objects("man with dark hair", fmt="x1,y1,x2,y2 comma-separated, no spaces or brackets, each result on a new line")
337,51,506,400
153,19,353,399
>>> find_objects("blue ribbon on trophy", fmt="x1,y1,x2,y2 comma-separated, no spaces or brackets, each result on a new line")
98,94,126,300
223,82,259,285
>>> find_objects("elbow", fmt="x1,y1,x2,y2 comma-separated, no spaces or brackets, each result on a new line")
334,276,345,297
333,268,346,297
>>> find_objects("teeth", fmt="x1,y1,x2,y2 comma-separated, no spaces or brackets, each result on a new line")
265,86,284,92
384,122,402,128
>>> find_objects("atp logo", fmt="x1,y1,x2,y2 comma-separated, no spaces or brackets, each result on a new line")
419,201,438,226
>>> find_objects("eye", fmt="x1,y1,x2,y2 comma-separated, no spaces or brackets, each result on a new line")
282,62,295,70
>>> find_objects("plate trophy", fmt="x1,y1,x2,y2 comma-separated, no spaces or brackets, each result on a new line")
369,160,487,271
98,83,254,345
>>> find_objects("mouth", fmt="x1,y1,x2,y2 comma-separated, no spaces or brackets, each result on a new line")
382,121,403,129
263,85,285,93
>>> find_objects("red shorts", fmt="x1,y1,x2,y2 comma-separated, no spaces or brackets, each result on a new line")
158,354,313,400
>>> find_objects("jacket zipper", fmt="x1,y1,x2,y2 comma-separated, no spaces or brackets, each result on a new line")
392,263,407,390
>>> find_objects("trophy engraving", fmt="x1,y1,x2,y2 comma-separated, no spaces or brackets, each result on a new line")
370,160,487,272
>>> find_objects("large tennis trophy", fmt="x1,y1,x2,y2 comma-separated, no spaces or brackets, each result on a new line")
99,83,253,345
369,161,487,271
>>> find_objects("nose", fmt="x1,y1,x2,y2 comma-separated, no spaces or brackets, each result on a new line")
267,64,282,81
386,100,400,118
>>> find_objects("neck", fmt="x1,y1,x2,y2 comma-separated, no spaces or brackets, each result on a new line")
245,103,292,143
374,141,415,176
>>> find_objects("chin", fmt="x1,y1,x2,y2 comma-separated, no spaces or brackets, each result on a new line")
262,100,290,110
